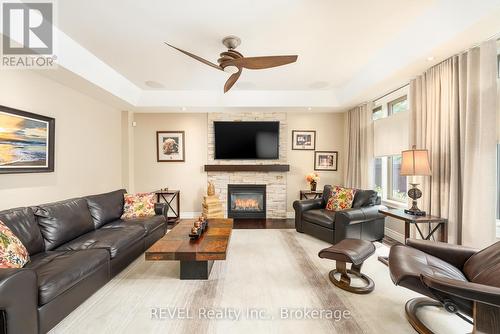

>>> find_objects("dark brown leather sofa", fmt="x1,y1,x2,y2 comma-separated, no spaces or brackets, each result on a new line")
0,189,167,334
293,185,386,244
389,239,500,333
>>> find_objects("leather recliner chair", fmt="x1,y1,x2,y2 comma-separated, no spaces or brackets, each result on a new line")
389,239,500,334
293,185,386,244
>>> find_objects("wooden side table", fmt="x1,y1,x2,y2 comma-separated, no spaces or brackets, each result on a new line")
300,190,323,200
155,190,180,224
379,208,448,243
378,208,448,266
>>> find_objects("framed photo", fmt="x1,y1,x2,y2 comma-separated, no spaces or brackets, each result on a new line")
156,131,185,162
314,151,338,171
292,130,316,150
0,105,55,174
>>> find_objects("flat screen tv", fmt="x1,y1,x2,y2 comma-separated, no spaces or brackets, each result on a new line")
214,121,279,159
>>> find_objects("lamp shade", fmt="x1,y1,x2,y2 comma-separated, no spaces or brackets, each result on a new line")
400,146,431,176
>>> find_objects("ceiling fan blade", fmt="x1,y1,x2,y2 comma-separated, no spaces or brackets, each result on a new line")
226,55,298,70
164,42,223,71
224,68,242,93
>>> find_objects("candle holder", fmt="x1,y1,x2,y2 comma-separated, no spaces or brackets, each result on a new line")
189,217,209,239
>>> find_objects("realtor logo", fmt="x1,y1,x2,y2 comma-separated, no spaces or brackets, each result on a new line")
1,1,56,68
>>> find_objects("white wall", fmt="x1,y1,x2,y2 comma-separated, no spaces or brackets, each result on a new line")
133,113,208,214
131,111,345,216
286,113,345,213
0,70,123,209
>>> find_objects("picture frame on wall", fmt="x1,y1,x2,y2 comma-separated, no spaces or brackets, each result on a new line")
292,130,316,150
0,105,55,174
314,151,338,171
156,131,185,162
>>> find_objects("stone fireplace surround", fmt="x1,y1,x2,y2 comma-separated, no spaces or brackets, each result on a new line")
207,112,287,219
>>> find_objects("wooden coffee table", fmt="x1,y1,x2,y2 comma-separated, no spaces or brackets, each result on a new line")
145,218,233,280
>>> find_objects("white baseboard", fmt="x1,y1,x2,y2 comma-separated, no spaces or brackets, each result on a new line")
385,227,405,244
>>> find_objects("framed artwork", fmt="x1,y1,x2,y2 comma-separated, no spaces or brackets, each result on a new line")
0,105,55,174
292,130,316,150
156,131,185,162
314,151,338,171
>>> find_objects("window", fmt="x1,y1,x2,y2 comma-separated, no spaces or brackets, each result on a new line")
372,106,385,121
374,155,407,203
372,90,408,121
390,155,407,201
388,96,408,115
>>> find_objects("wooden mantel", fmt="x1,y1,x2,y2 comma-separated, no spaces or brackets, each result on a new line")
204,164,290,172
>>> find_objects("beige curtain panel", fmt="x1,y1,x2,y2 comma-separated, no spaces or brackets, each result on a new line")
409,40,498,248
345,102,374,189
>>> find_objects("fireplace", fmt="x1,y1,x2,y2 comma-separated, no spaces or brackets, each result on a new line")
227,184,266,219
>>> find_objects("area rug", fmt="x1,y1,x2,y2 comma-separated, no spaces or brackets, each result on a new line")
50,230,471,334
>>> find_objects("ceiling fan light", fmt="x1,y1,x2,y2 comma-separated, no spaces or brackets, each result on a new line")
223,65,239,74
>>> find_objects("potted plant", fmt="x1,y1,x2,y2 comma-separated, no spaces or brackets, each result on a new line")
306,172,320,191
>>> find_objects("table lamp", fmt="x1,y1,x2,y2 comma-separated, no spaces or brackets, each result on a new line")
400,145,431,216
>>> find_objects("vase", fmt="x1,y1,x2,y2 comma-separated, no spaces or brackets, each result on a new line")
310,181,317,191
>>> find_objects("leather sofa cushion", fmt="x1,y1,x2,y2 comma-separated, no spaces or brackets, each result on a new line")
352,190,378,208
56,225,146,258
102,215,166,235
25,249,109,305
0,207,45,255
389,244,467,298
35,199,96,251
463,241,500,286
302,209,335,229
85,189,126,228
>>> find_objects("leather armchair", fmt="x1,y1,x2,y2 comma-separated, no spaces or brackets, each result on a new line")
293,185,386,244
389,239,500,334
293,198,323,232
0,268,38,334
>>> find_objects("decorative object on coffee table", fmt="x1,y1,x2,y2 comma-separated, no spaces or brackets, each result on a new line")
156,131,185,162
314,151,338,171
202,182,224,218
292,130,316,150
0,105,55,174
318,239,375,294
188,216,208,239
400,145,432,216
145,218,233,280
305,172,319,191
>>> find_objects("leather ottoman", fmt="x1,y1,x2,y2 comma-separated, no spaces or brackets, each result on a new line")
318,239,375,294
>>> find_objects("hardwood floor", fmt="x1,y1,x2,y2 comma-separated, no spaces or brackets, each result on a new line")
233,218,295,229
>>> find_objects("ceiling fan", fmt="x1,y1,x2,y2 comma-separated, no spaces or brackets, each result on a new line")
165,36,298,93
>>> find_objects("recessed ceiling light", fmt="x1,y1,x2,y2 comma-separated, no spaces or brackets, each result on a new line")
426,56,435,61
181,107,187,111
307,107,312,111
145,80,164,89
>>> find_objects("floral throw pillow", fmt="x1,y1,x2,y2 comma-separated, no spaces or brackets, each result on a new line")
121,193,156,220
0,220,29,268
325,186,357,211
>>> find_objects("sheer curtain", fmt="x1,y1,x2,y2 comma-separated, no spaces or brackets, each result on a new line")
345,103,374,189
409,40,498,247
